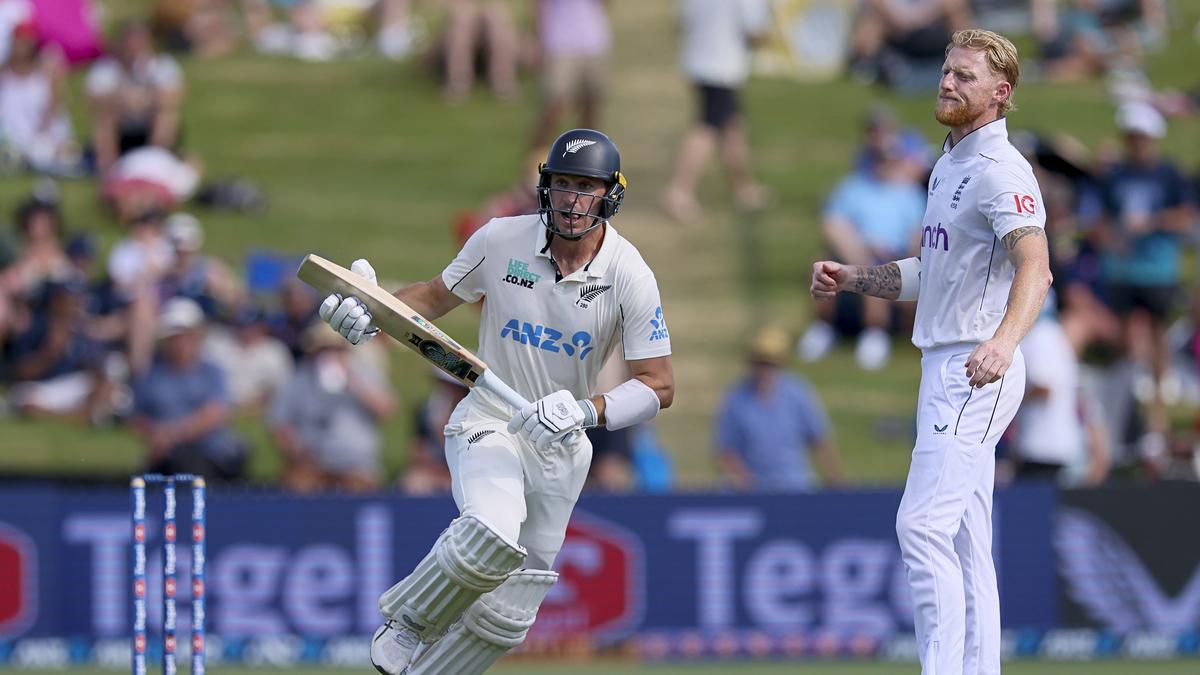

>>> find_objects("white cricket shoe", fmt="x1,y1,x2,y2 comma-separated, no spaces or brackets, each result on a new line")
371,620,422,675
797,321,835,362
856,328,891,371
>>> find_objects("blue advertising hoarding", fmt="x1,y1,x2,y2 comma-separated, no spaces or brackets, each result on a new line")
0,483,1058,662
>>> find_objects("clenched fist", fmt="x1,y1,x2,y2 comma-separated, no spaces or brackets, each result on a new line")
811,261,852,299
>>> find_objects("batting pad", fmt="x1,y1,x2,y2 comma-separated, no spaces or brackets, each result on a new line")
378,515,526,640
406,570,559,675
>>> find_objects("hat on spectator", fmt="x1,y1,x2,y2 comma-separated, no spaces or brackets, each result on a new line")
165,213,204,251
748,326,791,365
158,297,205,339
1116,102,1166,139
13,19,36,41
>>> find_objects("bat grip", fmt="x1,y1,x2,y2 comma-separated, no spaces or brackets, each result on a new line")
477,369,531,411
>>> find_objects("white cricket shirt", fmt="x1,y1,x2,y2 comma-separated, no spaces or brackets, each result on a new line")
913,118,1046,350
441,215,672,417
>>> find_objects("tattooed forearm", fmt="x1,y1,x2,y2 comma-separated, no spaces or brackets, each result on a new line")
1001,226,1045,251
851,262,902,300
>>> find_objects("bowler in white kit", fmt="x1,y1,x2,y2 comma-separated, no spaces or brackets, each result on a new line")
811,30,1051,675
319,128,673,675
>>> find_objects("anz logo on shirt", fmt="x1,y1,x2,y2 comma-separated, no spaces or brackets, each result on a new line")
649,307,669,341
500,320,593,360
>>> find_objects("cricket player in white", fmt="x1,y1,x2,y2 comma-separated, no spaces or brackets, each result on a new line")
811,30,1051,675
319,128,674,675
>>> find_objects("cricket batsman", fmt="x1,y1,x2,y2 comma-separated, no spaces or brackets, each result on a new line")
811,30,1051,675
319,128,674,674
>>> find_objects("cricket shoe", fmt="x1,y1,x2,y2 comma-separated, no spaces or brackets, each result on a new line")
371,619,422,675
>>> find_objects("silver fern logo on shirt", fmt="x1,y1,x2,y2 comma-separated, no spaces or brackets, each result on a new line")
563,139,596,156
575,284,612,309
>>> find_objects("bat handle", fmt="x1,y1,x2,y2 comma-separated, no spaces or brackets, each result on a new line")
477,369,531,411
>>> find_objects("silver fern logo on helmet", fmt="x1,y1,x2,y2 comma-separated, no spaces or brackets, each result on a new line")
563,139,597,156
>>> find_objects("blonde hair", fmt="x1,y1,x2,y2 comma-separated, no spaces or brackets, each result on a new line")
948,29,1020,115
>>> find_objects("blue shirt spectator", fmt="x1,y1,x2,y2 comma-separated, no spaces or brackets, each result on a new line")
131,298,245,480
716,327,844,492
826,170,927,258
1098,160,1192,286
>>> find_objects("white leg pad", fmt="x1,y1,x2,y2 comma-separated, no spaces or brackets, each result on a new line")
378,515,526,640
406,569,558,675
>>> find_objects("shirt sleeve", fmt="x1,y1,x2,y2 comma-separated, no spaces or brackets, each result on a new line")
823,178,853,220
618,273,672,360
440,221,490,303
204,362,232,406
794,379,830,444
977,163,1046,240
131,375,154,419
714,393,744,456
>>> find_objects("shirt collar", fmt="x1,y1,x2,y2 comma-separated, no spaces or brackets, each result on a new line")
942,117,1008,160
533,221,616,281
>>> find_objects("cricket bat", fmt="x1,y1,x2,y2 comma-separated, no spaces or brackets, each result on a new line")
296,254,531,411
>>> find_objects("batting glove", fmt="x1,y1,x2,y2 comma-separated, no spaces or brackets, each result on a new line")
318,259,381,345
507,390,597,453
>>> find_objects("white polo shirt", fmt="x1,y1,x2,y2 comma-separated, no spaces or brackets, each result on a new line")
913,118,1046,350
441,215,672,417
1016,318,1084,466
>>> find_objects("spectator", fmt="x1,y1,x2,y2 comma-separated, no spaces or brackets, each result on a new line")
130,297,247,481
661,0,770,223
1093,102,1195,470
439,0,518,103
1033,0,1114,82
159,212,243,315
797,135,925,370
0,0,32,65
203,304,291,412
0,20,79,175
85,20,185,175
4,279,115,422
151,0,240,59
268,322,396,493
400,369,468,495
529,0,611,151
1,197,72,299
849,0,972,89
107,203,174,374
715,326,845,491
1010,292,1110,486
64,232,130,350
269,276,321,361
854,105,932,183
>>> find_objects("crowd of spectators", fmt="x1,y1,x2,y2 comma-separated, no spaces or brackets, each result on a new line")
1,0,1198,494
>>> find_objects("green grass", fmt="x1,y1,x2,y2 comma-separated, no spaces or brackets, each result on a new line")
33,661,1200,674
1,3,1199,485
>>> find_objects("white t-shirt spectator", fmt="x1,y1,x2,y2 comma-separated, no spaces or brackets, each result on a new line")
84,54,182,122
203,327,293,409
679,0,770,87
1016,318,1084,466
0,0,33,64
108,234,174,291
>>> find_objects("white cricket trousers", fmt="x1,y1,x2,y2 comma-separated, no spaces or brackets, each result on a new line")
442,400,593,571
897,343,1025,675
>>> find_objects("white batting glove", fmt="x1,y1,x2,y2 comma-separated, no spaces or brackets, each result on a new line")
317,259,381,345
507,390,597,453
